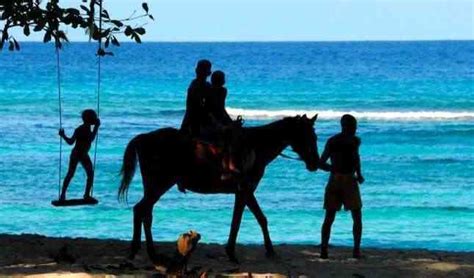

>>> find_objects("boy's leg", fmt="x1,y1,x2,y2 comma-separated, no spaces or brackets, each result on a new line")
320,209,336,259
80,155,94,199
61,155,79,200
351,209,362,258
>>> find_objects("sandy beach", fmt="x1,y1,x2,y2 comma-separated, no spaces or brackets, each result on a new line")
0,234,473,277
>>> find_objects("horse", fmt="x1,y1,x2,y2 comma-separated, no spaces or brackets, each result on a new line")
119,114,320,264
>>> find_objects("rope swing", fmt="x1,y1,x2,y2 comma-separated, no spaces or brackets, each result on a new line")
92,0,103,197
53,0,103,207
56,47,63,200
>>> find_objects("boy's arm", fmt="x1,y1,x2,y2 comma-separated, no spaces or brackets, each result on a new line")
222,88,232,123
59,128,76,145
90,119,101,142
355,138,364,184
318,140,332,172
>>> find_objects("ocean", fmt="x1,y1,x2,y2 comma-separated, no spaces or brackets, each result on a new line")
0,41,473,251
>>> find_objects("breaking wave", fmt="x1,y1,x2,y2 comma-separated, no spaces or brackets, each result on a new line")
226,108,474,121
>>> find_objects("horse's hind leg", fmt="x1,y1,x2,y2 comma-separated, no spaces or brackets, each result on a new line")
142,178,174,264
129,199,145,259
129,174,174,261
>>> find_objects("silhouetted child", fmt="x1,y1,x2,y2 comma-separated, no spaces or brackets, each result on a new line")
208,70,232,126
319,114,365,259
58,109,100,201
208,71,240,179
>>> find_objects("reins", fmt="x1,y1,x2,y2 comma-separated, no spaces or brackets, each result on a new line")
279,151,302,161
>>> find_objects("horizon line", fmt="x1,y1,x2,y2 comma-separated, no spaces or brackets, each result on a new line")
16,38,474,44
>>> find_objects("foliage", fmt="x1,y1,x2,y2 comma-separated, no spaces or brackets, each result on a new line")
0,0,153,54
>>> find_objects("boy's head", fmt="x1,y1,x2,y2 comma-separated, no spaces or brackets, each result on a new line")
340,114,357,135
211,70,225,87
82,109,98,125
195,59,212,79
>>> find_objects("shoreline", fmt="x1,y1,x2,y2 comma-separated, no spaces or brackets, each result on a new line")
1,234,473,277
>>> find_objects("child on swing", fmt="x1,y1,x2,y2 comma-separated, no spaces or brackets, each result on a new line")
58,109,100,201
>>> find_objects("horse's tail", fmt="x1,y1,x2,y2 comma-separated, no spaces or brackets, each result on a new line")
119,135,140,202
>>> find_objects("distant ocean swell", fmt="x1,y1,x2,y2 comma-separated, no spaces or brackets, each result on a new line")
159,108,474,121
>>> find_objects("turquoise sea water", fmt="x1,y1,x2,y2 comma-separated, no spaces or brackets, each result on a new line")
0,41,473,251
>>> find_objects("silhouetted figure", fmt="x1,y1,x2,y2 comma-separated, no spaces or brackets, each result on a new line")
58,109,100,201
119,115,319,264
205,70,241,179
207,70,232,126
319,114,365,259
180,59,212,136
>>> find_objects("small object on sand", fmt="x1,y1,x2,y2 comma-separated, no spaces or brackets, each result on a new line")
51,197,98,207
165,230,201,275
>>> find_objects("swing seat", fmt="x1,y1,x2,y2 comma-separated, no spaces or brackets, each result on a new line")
51,197,99,207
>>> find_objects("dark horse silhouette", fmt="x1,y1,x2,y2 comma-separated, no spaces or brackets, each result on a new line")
119,114,319,263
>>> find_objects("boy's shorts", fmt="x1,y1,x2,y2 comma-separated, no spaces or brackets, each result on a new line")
324,173,362,211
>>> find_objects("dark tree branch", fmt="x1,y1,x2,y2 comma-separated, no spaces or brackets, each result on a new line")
0,0,153,52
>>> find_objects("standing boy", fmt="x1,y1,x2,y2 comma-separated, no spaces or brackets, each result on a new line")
319,114,365,259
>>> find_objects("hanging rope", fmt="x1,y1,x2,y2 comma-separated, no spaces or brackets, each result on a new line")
56,47,63,200
91,0,103,196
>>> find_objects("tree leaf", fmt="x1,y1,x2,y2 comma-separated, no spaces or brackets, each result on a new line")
102,9,110,19
43,31,51,43
97,48,106,56
142,3,149,13
111,36,120,46
80,5,89,13
134,34,141,43
111,20,123,27
23,25,30,36
13,38,20,50
66,8,80,15
149,14,154,20
34,24,43,32
135,27,145,35
124,26,132,36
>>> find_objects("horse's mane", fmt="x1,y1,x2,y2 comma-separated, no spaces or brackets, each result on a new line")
241,117,297,144
243,117,295,132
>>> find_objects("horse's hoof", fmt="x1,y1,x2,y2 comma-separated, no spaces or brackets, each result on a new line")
225,246,240,264
265,250,277,259
127,249,139,261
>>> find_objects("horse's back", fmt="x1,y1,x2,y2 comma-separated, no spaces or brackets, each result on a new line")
136,127,193,169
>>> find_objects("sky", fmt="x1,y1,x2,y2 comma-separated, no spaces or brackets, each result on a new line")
6,0,474,41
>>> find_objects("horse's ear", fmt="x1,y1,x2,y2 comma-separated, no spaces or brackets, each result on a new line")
311,114,318,124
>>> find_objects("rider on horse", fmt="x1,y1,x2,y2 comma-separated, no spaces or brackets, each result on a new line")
180,60,242,190
180,59,212,136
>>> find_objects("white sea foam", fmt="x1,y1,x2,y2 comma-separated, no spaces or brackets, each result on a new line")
227,107,474,121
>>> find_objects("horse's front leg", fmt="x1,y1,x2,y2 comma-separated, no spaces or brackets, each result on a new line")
246,193,275,257
226,192,246,263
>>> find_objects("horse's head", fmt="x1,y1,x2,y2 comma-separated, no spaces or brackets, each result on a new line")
287,114,319,171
